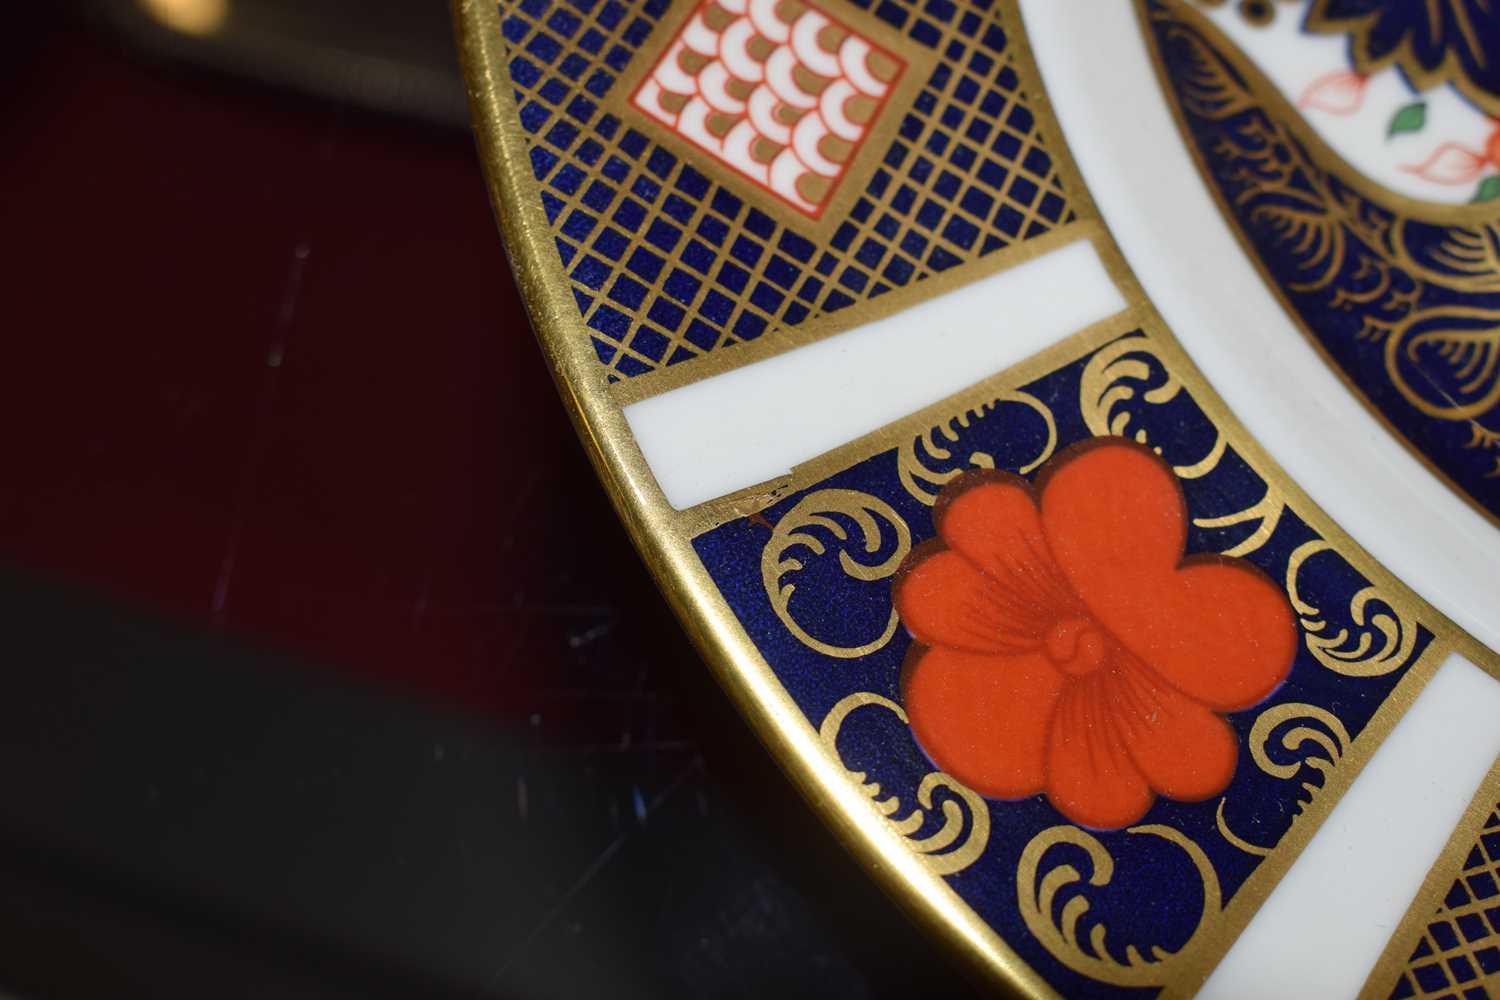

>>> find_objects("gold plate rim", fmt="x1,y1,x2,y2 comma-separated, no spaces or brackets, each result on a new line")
451,2,1058,991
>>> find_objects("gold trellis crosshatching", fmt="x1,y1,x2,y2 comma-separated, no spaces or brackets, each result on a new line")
1396,820,1500,998
1364,761,1500,1000
495,0,1075,379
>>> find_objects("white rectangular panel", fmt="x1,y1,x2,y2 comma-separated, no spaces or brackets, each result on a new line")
624,238,1126,509
1200,654,1500,1000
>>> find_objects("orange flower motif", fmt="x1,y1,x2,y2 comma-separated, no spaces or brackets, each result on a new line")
1400,123,1500,185
1297,69,1368,115
892,439,1297,831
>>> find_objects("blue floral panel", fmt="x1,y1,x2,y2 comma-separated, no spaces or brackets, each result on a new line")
693,329,1440,998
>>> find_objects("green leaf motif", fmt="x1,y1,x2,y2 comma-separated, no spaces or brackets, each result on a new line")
1387,101,1426,138
1475,175,1500,204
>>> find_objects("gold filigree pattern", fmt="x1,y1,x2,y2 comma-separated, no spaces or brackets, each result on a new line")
1079,336,1228,479
819,692,989,875
1287,539,1417,676
1078,334,1287,555
1194,488,1285,559
1151,4,1500,472
896,390,1056,504
1017,824,1222,987
760,489,911,658
1384,305,1500,424
1217,702,1350,856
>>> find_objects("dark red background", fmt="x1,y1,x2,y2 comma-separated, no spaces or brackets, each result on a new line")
0,12,983,997
1,9,668,726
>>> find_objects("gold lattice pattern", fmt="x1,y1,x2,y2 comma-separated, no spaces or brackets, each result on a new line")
500,0,1073,378
1390,807,1500,999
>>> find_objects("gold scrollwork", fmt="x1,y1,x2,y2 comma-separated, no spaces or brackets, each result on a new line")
1016,824,1222,986
1153,6,1500,469
1285,539,1416,675
896,391,1057,505
1079,337,1228,480
760,490,911,659
1080,335,1284,556
1193,488,1285,558
1383,304,1500,423
819,693,989,876
1217,702,1351,856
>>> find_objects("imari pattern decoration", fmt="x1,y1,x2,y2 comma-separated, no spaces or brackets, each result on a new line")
457,0,1500,994
694,326,1442,997
497,0,1074,378
1140,0,1500,522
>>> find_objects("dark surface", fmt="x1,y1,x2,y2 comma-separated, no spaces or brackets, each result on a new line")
0,566,945,999
84,0,469,126
0,6,975,997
